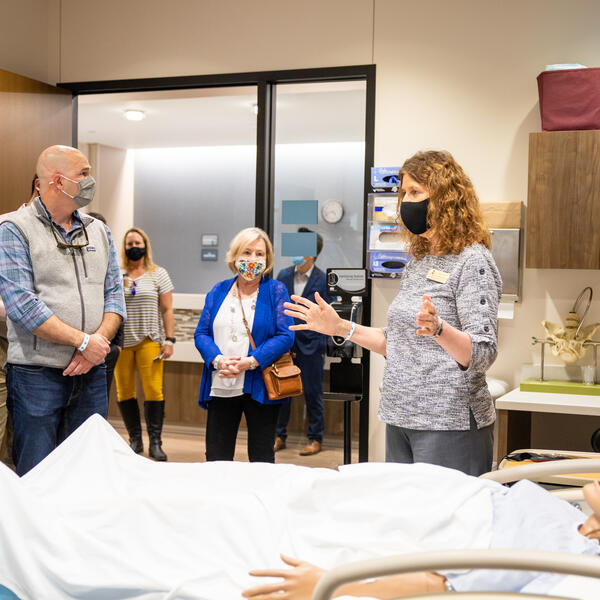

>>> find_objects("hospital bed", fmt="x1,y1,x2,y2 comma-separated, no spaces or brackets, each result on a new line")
312,549,600,600
311,458,600,600
482,457,600,485
497,450,600,487
482,457,600,512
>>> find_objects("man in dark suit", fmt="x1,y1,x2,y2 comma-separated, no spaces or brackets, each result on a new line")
275,228,332,456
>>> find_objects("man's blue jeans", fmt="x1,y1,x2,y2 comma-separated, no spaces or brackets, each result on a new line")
6,363,108,476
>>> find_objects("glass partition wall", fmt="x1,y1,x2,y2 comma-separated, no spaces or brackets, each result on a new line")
271,81,367,461
71,67,373,462
272,81,366,278
78,80,367,297
78,87,257,293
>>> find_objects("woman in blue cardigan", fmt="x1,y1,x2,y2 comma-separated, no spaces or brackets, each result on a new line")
194,228,294,463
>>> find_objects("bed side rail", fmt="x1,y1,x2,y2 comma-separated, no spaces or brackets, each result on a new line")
479,458,600,484
311,549,600,600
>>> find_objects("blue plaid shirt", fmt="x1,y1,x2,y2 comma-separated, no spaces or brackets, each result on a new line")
0,200,126,332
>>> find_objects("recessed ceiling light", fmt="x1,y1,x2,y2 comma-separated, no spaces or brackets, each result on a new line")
124,109,146,121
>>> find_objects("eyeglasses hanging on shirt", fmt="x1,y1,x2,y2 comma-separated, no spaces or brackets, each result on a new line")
50,221,90,250
123,277,137,296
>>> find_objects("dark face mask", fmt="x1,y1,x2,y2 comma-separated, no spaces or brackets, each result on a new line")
125,247,146,261
400,198,430,235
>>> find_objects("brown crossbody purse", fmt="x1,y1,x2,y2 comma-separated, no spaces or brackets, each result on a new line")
237,287,303,401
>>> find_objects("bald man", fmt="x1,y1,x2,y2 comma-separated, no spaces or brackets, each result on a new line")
0,145,126,476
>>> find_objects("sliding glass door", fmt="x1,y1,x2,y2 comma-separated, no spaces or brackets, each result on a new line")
272,81,366,278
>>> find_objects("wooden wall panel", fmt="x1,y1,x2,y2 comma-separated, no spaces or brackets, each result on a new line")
0,68,72,214
109,363,360,436
480,201,522,229
526,131,600,269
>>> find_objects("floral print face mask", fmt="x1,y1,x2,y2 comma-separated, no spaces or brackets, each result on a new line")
235,257,266,281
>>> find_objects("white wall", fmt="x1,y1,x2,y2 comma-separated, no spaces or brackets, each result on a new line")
59,0,374,81
0,0,60,84
3,0,600,458
85,143,134,255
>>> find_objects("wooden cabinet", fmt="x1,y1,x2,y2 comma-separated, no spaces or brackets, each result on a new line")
526,130,600,269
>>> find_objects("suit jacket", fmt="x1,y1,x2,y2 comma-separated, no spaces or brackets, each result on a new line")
277,264,332,356
194,276,294,407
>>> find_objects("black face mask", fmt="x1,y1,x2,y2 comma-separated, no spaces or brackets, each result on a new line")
400,198,430,235
125,247,146,261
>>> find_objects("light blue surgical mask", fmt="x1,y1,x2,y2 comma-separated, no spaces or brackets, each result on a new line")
291,256,305,267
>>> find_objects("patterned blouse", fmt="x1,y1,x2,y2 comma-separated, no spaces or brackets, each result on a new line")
379,244,502,431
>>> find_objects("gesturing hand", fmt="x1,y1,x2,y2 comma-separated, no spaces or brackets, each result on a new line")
416,294,441,337
284,292,340,336
243,554,326,600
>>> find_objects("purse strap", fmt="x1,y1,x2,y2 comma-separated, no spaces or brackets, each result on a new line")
236,282,257,351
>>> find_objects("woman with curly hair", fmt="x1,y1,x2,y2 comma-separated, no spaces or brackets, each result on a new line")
284,150,502,475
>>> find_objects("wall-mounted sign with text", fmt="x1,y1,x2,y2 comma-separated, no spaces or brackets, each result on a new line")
201,249,218,261
201,234,218,247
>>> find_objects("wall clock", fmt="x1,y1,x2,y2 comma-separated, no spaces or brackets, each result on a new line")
321,199,344,224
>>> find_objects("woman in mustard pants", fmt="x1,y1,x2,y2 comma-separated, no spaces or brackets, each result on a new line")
115,227,175,461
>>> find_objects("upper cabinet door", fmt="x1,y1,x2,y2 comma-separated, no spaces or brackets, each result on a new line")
526,131,600,269
0,69,72,214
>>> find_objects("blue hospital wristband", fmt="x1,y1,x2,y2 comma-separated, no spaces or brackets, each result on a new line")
331,322,356,347
344,321,356,341
78,333,90,352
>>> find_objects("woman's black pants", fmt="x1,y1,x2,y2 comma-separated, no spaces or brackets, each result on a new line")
205,394,280,463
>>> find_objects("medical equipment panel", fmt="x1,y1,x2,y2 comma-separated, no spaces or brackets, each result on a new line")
367,192,410,279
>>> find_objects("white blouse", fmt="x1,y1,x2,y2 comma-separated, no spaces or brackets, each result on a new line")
210,290,257,398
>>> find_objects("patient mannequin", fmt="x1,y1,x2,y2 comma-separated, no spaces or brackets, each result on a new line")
580,480,600,538
243,481,600,599
2,416,599,600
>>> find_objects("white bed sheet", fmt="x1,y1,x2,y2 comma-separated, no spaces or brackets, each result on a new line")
0,415,567,599
550,575,600,599
0,416,497,600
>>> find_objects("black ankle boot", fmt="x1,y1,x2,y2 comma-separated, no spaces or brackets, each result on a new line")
144,400,167,461
117,398,143,454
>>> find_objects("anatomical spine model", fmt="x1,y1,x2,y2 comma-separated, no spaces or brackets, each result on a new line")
542,287,599,363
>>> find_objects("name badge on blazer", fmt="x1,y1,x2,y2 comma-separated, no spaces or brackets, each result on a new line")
426,268,450,284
